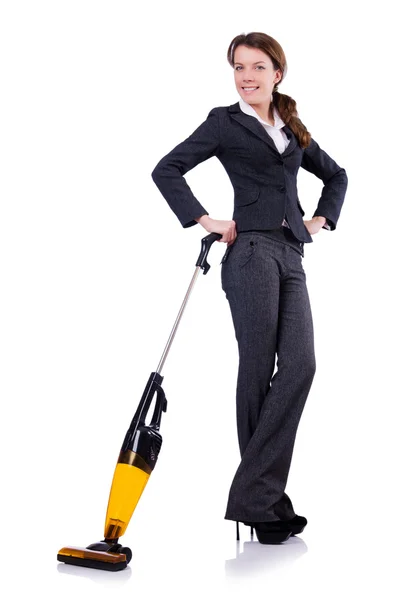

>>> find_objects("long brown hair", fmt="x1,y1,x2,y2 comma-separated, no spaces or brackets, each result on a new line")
227,32,311,149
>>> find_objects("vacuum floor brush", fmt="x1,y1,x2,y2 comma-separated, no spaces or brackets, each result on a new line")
57,232,222,571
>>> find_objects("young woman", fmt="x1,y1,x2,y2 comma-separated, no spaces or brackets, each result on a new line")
151,31,348,544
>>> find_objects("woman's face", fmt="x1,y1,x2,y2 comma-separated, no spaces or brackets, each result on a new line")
233,45,281,105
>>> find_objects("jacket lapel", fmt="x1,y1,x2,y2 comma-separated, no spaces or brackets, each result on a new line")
228,101,298,158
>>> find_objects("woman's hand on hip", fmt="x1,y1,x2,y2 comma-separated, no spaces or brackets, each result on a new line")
198,216,237,245
303,216,326,235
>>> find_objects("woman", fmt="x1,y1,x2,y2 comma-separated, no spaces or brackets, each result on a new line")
151,32,348,545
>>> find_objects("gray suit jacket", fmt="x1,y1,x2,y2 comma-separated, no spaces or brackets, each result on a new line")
151,101,348,244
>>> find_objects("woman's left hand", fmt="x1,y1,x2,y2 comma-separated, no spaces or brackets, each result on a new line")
303,216,326,235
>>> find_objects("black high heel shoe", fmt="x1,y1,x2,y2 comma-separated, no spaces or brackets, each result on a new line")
283,515,307,535
236,520,293,544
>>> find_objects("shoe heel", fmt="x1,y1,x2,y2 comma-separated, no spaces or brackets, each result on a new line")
236,521,254,540
255,530,292,545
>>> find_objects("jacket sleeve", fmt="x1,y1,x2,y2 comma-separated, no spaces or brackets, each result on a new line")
151,108,220,228
300,137,348,231
323,219,332,230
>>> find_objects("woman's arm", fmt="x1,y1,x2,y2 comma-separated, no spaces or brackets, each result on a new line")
151,108,220,228
300,137,348,231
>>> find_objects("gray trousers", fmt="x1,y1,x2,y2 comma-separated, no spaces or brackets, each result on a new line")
220,231,316,522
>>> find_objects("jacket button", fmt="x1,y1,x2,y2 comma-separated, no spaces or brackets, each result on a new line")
280,186,286,192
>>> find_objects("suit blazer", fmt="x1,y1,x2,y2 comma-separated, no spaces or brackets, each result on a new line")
151,101,348,244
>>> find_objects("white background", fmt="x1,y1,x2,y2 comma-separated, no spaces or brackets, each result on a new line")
1,1,396,598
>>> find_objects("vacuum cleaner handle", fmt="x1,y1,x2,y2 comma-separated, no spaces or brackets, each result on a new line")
121,232,223,446
195,232,223,275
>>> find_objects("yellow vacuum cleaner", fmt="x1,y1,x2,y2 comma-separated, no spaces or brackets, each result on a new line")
57,232,222,571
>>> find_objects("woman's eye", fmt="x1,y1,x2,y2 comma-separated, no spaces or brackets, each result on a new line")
235,66,265,70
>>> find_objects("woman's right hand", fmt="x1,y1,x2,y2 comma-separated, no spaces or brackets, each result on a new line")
196,215,237,246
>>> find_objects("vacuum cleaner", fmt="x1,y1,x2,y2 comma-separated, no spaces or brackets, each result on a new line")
57,232,222,571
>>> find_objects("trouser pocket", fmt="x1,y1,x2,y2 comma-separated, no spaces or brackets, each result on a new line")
237,240,256,268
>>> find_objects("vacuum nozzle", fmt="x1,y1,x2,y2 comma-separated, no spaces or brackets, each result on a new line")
57,541,132,571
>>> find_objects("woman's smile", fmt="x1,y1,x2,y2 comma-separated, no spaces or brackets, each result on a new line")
242,86,259,94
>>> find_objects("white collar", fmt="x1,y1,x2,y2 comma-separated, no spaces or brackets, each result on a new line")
239,96,285,129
